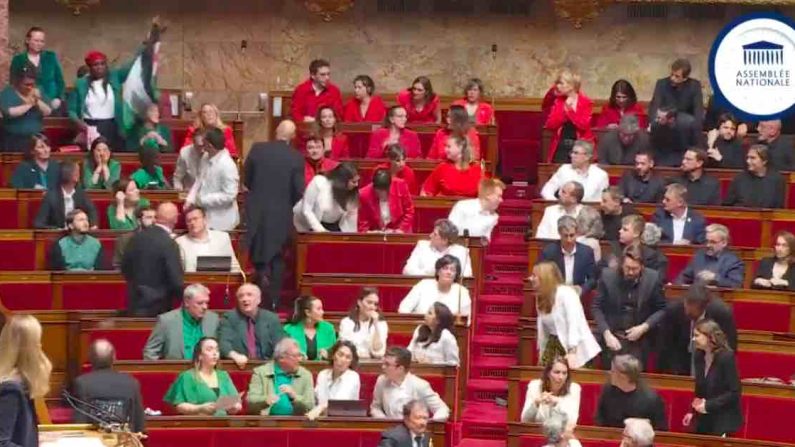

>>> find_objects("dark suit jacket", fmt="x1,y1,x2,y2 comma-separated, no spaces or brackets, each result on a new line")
648,77,704,122
0,381,38,447
218,308,285,360
763,135,795,172
539,241,596,295
592,267,667,336
693,350,743,435
378,424,430,447
73,369,146,433
121,225,184,317
676,249,745,288
752,257,795,291
651,207,707,245
601,242,669,283
33,187,98,229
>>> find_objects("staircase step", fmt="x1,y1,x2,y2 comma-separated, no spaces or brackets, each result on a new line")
481,281,524,297
472,334,519,358
465,379,509,402
456,438,507,447
477,296,522,320
459,401,508,439
469,356,517,381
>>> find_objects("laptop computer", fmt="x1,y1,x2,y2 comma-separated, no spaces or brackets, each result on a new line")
195,256,232,272
326,399,368,417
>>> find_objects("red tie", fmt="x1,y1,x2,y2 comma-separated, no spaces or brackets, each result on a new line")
246,318,258,359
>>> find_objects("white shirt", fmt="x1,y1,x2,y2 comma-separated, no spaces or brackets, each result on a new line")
195,150,240,231
294,175,357,232
175,229,241,273
672,208,688,243
173,145,206,191
407,326,460,366
540,164,609,203
379,200,391,227
562,245,576,285
314,368,361,406
535,204,583,240
62,188,75,221
521,379,582,426
398,279,471,317
84,80,115,119
402,241,473,277
338,316,388,359
370,372,450,421
536,285,601,369
448,198,499,241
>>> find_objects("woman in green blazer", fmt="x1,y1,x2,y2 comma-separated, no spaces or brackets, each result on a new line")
283,296,337,360
82,137,121,190
10,27,65,111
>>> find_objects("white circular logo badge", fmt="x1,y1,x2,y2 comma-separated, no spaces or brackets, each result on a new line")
709,13,795,120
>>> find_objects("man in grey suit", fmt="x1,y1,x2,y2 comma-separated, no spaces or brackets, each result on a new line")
378,400,432,447
142,283,220,360
219,283,285,369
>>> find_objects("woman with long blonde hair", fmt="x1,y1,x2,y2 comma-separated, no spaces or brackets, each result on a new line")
181,103,238,156
530,261,600,368
0,314,53,446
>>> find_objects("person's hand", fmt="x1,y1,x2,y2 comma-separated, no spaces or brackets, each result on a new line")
266,394,280,406
604,331,622,351
565,352,579,369
564,95,577,110
697,270,716,283
305,407,323,421
625,323,649,342
89,225,98,231
30,88,42,102
279,384,297,400
229,352,249,369
51,98,62,110
622,198,633,204
227,402,243,415
682,412,693,426
770,278,789,287
368,310,380,321
707,129,719,147
572,285,582,295
754,278,772,288
706,147,723,162
674,239,691,245
319,349,329,360
606,123,619,130
200,402,217,415
692,398,707,414
115,191,126,202
303,116,316,123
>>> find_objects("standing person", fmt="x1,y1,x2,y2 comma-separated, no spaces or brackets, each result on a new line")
291,59,343,123
244,120,305,310
544,70,594,163
184,127,240,231
538,218,597,296
1,63,53,151
357,169,415,233
451,78,495,125
293,162,360,233
173,130,206,191
343,75,387,123
648,58,704,131
181,103,238,156
10,27,65,112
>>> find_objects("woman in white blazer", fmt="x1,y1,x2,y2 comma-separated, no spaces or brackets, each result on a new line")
521,357,581,428
338,287,388,359
408,302,460,366
531,261,600,368
293,162,359,232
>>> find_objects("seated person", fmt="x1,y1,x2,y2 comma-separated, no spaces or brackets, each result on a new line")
757,119,794,171
367,106,422,158
451,78,495,125
427,105,481,160
182,103,238,156
594,354,667,430
705,113,745,169
108,178,151,230
543,70,594,163
143,283,220,360
396,76,441,124
358,169,415,233
219,283,286,368
10,133,60,189
599,186,636,242
535,181,584,240
595,80,648,130
163,337,242,416
73,339,145,433
399,255,471,317
618,151,665,204
283,295,337,361
407,302,460,366
370,346,450,421
375,144,418,195
448,178,505,241
403,218,472,277
621,418,655,447
704,94,749,136
753,231,795,291
317,105,349,159
649,106,701,167
421,135,483,198
34,161,97,229
1,62,52,151
521,357,581,428
339,287,388,360
723,144,785,209
293,162,359,233
651,183,706,245
602,215,669,281
598,115,651,166
676,224,744,288
130,103,173,152
378,400,434,447
539,216,596,295
82,137,121,190
175,206,241,273
575,205,603,261
112,206,155,269
541,140,608,203
131,143,169,190
173,130,206,191
247,337,314,416
184,127,239,231
303,133,338,187
49,209,102,271
342,74,387,123
668,148,720,206
305,340,361,420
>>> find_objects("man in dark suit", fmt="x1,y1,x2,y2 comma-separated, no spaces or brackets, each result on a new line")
648,58,704,129
73,339,145,433
121,202,183,317
34,160,97,229
668,148,721,206
218,283,285,369
539,215,596,295
659,282,737,375
676,224,745,288
651,183,706,245
592,243,667,368
378,400,432,447
758,120,795,171
243,120,305,310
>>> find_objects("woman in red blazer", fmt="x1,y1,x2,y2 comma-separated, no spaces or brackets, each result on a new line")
427,105,481,160
303,134,338,187
358,168,415,233
342,75,387,123
316,106,350,160
367,106,422,158
451,78,494,125
544,70,594,163
595,79,648,130
422,134,484,198
375,144,419,195
396,76,441,124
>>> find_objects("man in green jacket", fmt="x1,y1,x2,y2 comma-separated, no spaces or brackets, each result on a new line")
247,337,314,416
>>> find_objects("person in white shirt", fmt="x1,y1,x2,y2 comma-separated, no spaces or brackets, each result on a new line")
305,340,361,420
294,162,359,233
338,287,388,359
541,140,609,203
407,302,460,366
536,181,585,240
175,206,241,273
398,255,471,317
370,346,450,421
173,131,206,191
521,357,582,428
448,177,505,241
403,219,472,277
184,127,240,231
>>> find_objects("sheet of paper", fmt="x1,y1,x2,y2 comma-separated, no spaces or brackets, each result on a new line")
215,394,241,411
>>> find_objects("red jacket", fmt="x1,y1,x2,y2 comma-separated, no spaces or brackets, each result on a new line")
358,177,415,233
396,89,440,124
421,161,483,197
594,103,648,129
182,125,238,156
427,127,481,160
291,79,343,122
366,128,422,158
451,99,494,125
544,92,595,162
327,134,350,160
343,96,387,122
304,157,338,187
375,162,419,195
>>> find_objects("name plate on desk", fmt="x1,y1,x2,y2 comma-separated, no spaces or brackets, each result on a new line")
40,430,110,447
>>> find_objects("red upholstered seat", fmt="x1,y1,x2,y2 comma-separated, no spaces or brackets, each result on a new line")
145,428,382,447
301,284,413,312
345,132,370,159
0,199,17,228
304,243,415,275
415,206,452,233
736,351,795,381
0,283,54,310
495,111,541,182
418,133,434,158
0,240,36,270
62,282,127,310
731,301,792,332
705,216,762,248
86,329,151,360
745,395,795,442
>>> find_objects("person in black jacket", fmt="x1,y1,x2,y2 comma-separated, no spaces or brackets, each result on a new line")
539,215,596,296
378,400,432,447
705,113,746,169
121,201,183,317
753,231,795,291
683,319,743,436
723,145,786,209
648,58,704,129
601,215,669,282
618,151,666,204
595,354,668,431
34,160,97,229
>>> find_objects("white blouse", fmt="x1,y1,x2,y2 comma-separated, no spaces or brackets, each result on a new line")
407,326,460,366
314,368,361,406
338,316,389,359
293,175,357,232
402,240,473,277
520,379,582,426
447,198,499,241
398,279,471,317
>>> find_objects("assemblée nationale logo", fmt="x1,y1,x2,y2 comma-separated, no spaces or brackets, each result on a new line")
710,13,795,120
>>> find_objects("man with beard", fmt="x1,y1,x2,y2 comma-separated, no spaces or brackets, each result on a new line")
757,119,795,171
618,151,665,204
649,106,701,167
50,209,103,271
676,224,744,288
668,148,720,206
598,115,651,165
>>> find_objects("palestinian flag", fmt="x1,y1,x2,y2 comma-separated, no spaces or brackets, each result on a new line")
121,21,163,136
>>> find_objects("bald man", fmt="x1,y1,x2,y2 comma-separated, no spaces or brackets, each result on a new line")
243,119,305,310
122,201,184,316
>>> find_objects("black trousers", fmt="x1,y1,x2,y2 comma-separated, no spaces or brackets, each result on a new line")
85,118,124,152
254,253,285,311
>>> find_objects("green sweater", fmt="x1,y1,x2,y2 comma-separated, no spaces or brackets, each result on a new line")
50,234,103,271
164,369,238,416
10,160,60,189
10,50,65,101
129,123,174,153
282,320,337,360
82,158,121,190
0,85,49,136
131,166,167,190
107,197,151,230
